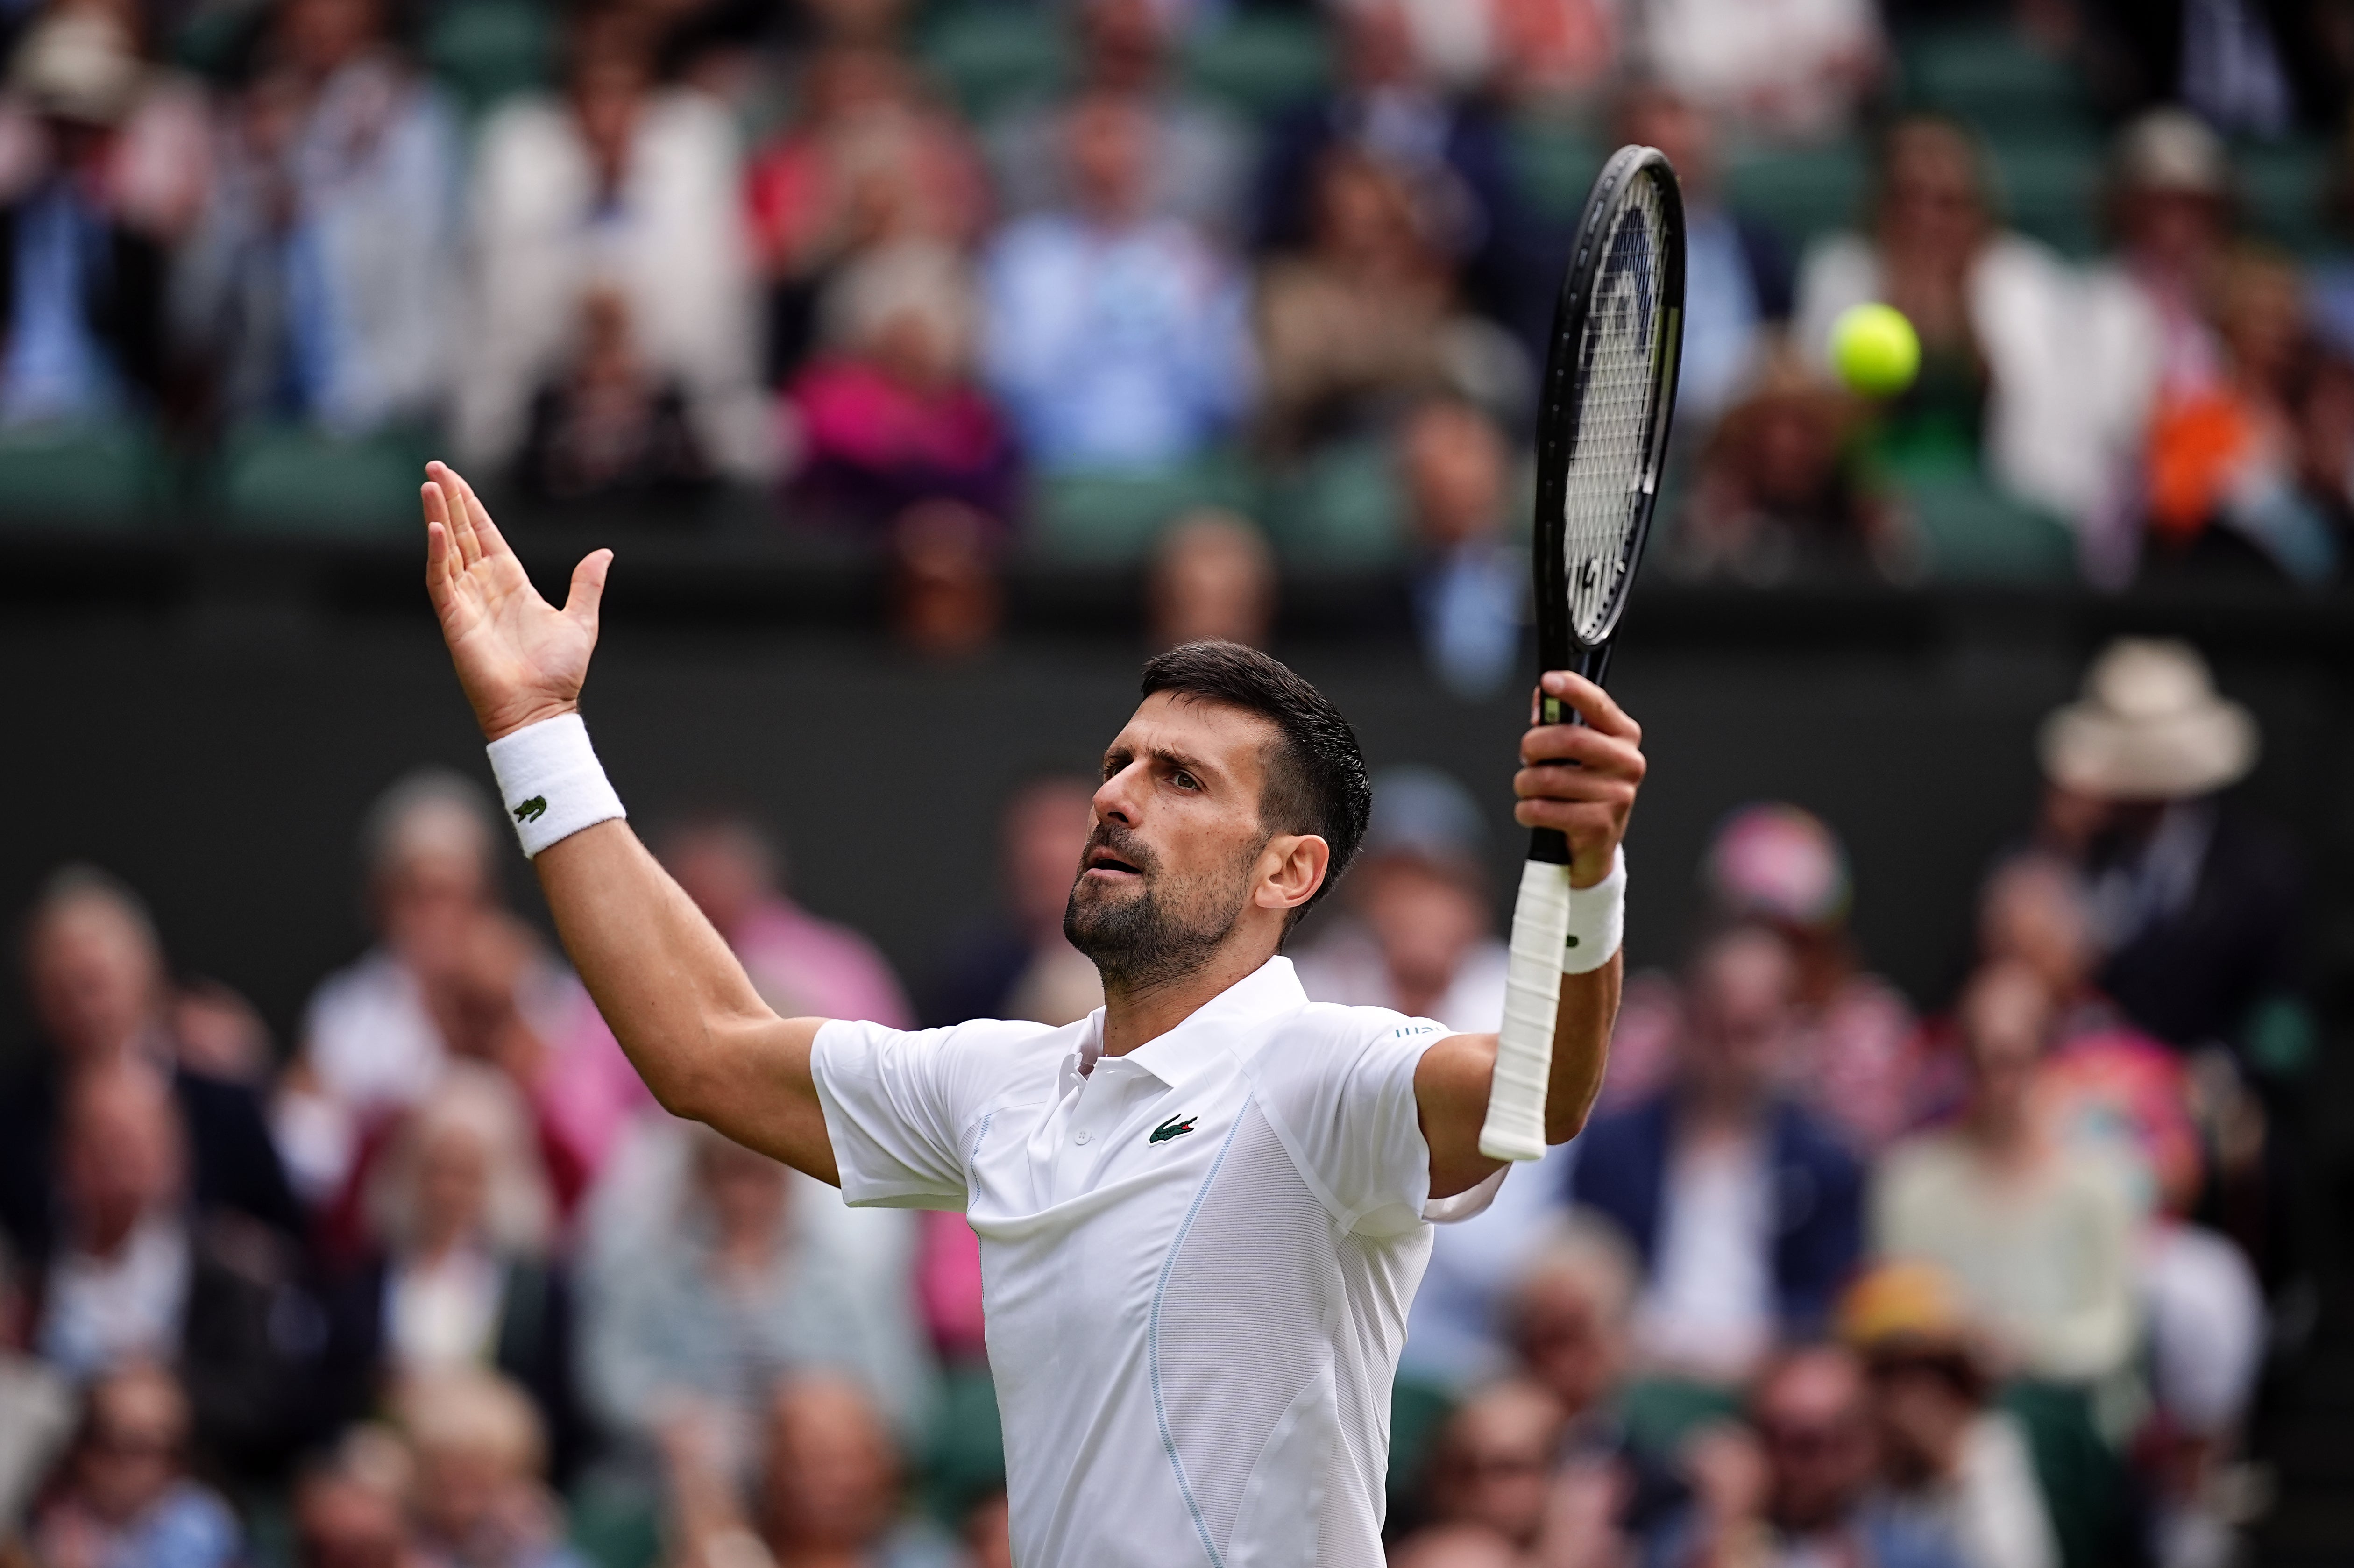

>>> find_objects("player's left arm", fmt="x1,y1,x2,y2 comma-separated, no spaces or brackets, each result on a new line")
1416,671,1644,1199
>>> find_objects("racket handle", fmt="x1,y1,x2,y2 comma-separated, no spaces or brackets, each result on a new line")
1481,857,1574,1162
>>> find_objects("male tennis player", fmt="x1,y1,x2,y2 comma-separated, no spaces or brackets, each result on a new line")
417,461,1645,1567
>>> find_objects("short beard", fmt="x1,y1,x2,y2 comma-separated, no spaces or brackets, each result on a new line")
1063,825,1255,994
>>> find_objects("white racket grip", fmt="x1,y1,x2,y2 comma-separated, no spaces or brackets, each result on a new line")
1481,858,1574,1162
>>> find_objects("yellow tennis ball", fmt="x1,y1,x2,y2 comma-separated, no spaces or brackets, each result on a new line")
1829,303,1921,397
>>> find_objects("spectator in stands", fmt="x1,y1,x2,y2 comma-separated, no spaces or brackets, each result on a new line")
1418,1380,1566,1554
27,1362,241,1568
887,498,1003,659
1613,80,1793,428
986,0,1247,239
1673,352,1907,583
2140,246,2339,583
1145,508,1275,651
1874,963,2140,1386
458,7,768,482
513,286,715,506
783,241,1018,528
0,6,204,429
655,808,913,1027
980,89,1252,475
395,1370,584,1568
924,773,1099,1029
37,1061,314,1481
665,1374,957,1568
1643,1347,1963,1568
1397,397,1523,700
320,1067,578,1475
3,867,300,1273
1794,116,2118,536
0,1239,77,1534
1701,803,1920,1153
292,1428,419,1568
172,0,455,435
273,770,586,1211
1253,149,1524,460
745,43,988,387
580,1122,932,1453
1252,0,1524,340
1383,1524,1520,1568
1839,1263,2060,1568
2036,639,2306,1077
1642,0,1882,144
1570,925,1865,1385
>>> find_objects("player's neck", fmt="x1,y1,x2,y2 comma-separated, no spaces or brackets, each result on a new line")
1098,937,1281,1057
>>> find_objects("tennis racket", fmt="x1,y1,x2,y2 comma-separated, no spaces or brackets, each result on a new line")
1478,145,1685,1163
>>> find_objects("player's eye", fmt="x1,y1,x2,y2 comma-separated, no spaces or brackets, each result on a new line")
1171,769,1200,791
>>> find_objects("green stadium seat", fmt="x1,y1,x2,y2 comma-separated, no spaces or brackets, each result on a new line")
1183,12,1329,117
1724,143,1868,247
1900,25,2094,140
1897,468,2076,583
1260,437,1405,567
1028,454,1258,563
1510,117,1605,225
2235,137,2335,258
0,421,170,531
919,6,1071,121
922,1362,1007,1522
1992,138,2104,257
215,425,434,537
423,0,559,116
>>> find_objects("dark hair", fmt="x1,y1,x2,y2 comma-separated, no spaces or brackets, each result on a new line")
1139,640,1372,926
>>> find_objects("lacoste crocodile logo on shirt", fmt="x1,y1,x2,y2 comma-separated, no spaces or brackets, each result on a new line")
514,796,547,823
1149,1114,1198,1145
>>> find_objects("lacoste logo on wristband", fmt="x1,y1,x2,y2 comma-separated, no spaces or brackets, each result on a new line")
514,796,547,823
1149,1114,1198,1145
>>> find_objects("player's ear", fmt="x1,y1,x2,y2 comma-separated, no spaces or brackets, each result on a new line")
1256,834,1330,913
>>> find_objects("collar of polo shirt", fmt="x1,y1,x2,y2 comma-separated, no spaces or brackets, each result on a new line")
1072,957,1309,1083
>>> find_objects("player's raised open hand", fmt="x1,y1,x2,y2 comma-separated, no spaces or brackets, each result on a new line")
422,461,612,742
1514,670,1645,890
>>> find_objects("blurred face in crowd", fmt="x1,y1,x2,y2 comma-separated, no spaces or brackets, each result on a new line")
1680,928,1798,1111
61,1064,185,1256
277,0,381,78
960,1492,1012,1568
1425,1382,1565,1548
889,500,1001,659
1403,402,1507,551
1876,121,1986,264
28,887,164,1063
692,1132,789,1251
1960,961,2053,1139
1068,694,1311,992
1357,855,1487,1016
1510,1258,1627,1421
2117,187,2228,282
1753,1348,1876,1534
1004,777,1097,941
571,33,651,193
2218,253,2307,394
376,844,491,983
1066,92,1153,227
1311,152,1427,272
1616,86,1715,199
410,1115,493,1256
1868,1351,1981,1490
661,820,779,943
1978,857,2094,1002
1149,511,1276,652
1342,0,1419,91
1387,1524,1523,1568
1079,0,1167,93
296,1473,411,1568
764,1377,900,1553
400,1376,545,1553
74,1364,190,1525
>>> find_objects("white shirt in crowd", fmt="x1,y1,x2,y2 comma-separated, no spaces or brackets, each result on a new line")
810,957,1497,1568
1631,1131,1776,1380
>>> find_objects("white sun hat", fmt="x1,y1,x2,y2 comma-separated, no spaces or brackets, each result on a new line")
2037,638,2259,802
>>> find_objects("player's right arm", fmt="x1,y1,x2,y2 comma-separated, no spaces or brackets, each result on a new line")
419,462,838,1183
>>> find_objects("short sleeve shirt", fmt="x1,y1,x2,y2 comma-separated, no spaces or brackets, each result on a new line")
811,957,1482,1568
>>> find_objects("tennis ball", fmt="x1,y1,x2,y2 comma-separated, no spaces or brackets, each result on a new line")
1829,303,1921,397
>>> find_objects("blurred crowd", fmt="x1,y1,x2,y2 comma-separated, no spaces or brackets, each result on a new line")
0,624,2312,1568
4,0,2354,594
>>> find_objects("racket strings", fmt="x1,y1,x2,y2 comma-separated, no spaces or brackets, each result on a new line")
1559,176,1669,646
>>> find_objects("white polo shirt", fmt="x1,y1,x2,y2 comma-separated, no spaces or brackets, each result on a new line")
810,956,1496,1568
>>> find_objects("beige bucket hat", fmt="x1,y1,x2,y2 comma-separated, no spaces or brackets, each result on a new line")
2038,638,2258,801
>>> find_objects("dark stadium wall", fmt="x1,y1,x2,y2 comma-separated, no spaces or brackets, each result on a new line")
2,583,2342,1069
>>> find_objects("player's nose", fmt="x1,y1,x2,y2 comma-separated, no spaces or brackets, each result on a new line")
1092,763,1143,827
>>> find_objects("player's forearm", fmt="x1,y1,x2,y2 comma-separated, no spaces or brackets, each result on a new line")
1545,953,1619,1145
532,821,827,1166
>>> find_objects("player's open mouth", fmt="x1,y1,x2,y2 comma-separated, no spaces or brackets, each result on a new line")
1083,848,1144,878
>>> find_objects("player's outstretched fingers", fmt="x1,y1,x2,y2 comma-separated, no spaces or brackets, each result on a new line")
425,462,482,568
1539,670,1640,741
447,462,514,561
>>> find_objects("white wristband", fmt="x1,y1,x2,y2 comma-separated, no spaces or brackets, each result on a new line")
1561,850,1625,974
484,713,625,858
